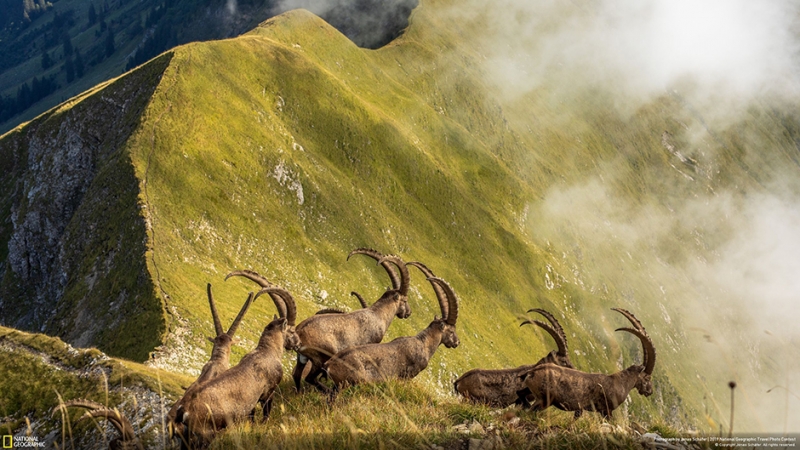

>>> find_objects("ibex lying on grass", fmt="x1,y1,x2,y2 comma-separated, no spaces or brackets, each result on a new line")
54,399,143,450
168,283,257,436
173,287,299,449
290,249,412,391
517,308,656,418
454,308,573,407
325,275,460,388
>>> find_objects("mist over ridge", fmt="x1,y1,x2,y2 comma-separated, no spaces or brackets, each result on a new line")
445,0,800,108
432,0,800,432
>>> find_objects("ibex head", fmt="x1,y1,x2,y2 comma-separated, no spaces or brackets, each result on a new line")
255,286,301,351
427,277,460,348
634,366,653,396
613,308,656,397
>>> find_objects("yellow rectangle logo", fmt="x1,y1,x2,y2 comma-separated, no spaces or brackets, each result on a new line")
2,435,11,449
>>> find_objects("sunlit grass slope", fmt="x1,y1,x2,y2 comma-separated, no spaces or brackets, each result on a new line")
211,379,681,450
127,6,694,429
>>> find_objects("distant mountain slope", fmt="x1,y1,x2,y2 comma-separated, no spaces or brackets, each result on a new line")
2,0,800,434
0,0,418,134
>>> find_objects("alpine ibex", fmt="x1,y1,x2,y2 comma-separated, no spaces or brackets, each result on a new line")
290,249,412,391
325,276,460,388
518,308,656,418
54,399,143,450
173,287,299,449
168,283,257,437
454,308,573,407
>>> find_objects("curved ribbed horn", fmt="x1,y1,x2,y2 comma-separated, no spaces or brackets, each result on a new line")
255,287,297,326
226,270,288,324
351,291,368,308
615,327,656,375
521,319,568,356
56,399,137,441
207,284,224,337
377,255,409,296
409,262,447,319
226,292,254,337
527,309,569,356
428,277,459,326
612,308,647,334
78,409,137,441
407,261,448,313
225,270,274,287
253,287,287,320
348,248,401,290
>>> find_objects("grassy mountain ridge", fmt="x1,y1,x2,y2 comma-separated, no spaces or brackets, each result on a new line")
0,0,420,134
2,0,800,440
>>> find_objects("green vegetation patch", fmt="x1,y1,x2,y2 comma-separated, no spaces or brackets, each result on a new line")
0,325,190,441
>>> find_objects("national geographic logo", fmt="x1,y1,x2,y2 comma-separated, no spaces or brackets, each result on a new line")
2,436,45,448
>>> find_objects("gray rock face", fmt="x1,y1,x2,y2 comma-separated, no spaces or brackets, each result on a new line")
0,53,173,360
8,116,97,325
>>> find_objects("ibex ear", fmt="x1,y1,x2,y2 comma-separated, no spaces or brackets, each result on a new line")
273,314,278,320
207,336,215,343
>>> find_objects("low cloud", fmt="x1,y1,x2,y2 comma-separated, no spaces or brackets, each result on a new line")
456,0,800,110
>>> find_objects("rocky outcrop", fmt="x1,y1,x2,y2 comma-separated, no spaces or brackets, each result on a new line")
0,53,173,361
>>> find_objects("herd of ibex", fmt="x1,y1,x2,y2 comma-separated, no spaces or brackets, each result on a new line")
56,247,657,449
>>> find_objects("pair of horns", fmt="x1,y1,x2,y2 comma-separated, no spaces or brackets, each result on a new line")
520,308,569,358
613,308,656,375
207,283,253,339
406,261,459,325
53,399,139,445
225,270,296,326
348,248,409,296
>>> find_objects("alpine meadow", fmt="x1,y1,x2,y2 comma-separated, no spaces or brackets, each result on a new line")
1,0,800,448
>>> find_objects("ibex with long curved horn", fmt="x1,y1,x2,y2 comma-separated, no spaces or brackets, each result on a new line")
517,308,656,418
289,249,412,391
454,308,574,408
325,275,460,388
221,269,299,351
54,399,143,450
173,287,299,449
168,274,289,438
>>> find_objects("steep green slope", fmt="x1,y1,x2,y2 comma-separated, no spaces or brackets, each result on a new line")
128,8,694,427
2,0,799,439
